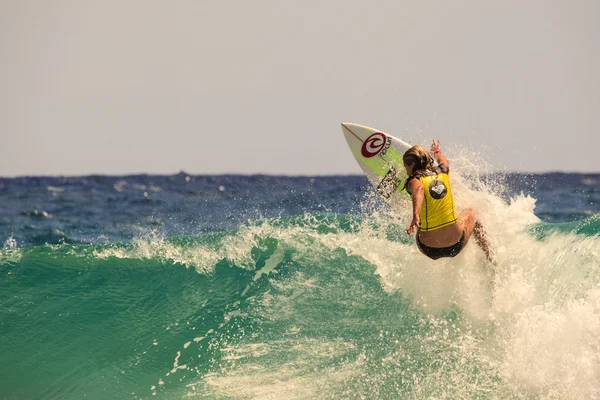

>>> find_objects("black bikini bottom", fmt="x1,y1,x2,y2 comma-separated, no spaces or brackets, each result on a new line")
417,232,465,260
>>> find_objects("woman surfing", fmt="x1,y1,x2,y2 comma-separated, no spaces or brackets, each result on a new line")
403,140,494,262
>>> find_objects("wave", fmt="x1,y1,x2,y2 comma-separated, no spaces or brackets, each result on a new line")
1,178,599,399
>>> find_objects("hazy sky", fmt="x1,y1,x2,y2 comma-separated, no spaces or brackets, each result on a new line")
2,0,599,176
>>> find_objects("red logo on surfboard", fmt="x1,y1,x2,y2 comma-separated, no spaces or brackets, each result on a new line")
361,132,388,158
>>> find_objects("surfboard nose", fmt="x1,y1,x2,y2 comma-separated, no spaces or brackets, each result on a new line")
341,123,361,139
340,122,353,132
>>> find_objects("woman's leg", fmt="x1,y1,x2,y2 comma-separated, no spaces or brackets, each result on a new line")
473,220,494,263
458,208,494,263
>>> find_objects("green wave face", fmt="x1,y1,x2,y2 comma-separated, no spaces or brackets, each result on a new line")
1,211,599,399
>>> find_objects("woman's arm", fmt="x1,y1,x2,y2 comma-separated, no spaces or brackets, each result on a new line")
406,179,423,235
431,140,449,168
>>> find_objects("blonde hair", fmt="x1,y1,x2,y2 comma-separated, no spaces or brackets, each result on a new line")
403,145,434,173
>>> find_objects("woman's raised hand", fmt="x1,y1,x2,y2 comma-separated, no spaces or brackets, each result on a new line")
430,140,441,154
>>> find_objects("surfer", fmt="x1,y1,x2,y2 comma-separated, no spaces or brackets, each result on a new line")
403,140,494,262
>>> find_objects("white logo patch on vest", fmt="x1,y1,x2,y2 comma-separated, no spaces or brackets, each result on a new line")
429,180,448,199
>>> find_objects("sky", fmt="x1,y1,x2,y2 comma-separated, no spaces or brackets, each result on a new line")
2,0,599,176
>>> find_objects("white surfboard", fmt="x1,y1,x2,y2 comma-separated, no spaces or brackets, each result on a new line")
341,123,412,205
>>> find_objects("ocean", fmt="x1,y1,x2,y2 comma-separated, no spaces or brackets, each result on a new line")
1,171,599,399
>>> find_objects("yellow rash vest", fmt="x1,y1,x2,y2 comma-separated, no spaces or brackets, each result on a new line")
405,164,458,231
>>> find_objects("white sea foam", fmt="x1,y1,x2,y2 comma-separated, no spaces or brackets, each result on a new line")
194,339,362,399
1,235,21,264
355,165,600,399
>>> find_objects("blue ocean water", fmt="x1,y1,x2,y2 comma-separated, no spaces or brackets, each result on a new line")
0,172,599,399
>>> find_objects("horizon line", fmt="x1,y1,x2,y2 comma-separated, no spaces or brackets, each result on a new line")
1,170,600,179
